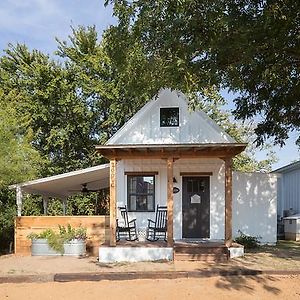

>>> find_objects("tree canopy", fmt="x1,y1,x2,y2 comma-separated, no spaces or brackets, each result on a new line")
105,0,300,147
0,19,280,251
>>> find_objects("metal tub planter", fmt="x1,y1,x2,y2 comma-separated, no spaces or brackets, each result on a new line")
31,238,86,256
28,225,87,257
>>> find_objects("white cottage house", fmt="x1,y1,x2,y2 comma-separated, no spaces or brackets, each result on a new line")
96,88,277,262
12,88,277,261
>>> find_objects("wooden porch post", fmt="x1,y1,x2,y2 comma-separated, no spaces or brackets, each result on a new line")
224,157,233,247
109,159,117,247
167,157,174,247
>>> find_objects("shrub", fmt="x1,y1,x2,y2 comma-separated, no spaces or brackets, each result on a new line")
27,225,87,254
234,230,261,249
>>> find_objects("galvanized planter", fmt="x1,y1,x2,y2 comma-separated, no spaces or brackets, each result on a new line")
31,238,86,256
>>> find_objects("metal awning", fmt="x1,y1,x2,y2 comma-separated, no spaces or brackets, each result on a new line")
10,164,110,199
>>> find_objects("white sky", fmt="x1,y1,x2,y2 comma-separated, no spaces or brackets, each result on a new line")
0,0,298,170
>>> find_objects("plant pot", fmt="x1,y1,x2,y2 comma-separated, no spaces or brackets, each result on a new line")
31,238,86,256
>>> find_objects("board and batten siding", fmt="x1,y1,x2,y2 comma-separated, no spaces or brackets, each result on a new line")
116,158,226,241
233,172,277,244
107,89,235,145
116,159,277,243
15,216,110,256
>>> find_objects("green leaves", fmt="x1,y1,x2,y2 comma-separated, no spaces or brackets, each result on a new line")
106,0,300,147
0,97,42,188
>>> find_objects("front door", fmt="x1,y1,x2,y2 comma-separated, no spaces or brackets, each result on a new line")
182,176,210,238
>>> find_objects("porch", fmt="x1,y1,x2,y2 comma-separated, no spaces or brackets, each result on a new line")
98,240,243,263
96,144,247,250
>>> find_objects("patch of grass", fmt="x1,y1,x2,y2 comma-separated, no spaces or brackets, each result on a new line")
275,240,300,249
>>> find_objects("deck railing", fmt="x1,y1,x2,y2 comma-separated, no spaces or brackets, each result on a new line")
14,216,110,256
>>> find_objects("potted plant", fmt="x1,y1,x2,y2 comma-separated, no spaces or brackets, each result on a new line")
27,224,87,256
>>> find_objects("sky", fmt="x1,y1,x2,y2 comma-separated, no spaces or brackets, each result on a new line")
0,0,299,170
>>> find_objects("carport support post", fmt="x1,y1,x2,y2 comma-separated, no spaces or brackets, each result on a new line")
224,157,233,247
16,185,23,216
62,198,67,215
43,197,49,215
167,157,174,247
110,159,117,247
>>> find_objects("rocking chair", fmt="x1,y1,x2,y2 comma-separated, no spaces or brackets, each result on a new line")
146,205,167,242
116,206,138,241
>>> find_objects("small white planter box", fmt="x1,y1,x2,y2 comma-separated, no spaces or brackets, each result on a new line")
31,238,86,256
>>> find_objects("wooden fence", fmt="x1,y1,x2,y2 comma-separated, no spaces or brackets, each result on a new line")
15,216,110,256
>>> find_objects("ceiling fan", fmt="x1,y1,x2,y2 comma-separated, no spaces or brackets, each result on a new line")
69,183,100,194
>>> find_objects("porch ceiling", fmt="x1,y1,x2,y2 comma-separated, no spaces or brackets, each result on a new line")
10,164,110,198
96,143,247,160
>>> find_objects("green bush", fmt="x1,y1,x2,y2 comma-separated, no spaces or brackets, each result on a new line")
234,230,261,249
27,224,87,254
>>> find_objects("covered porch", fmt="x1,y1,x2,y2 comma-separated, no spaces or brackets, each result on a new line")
96,143,246,262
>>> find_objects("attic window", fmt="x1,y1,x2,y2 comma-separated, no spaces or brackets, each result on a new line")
160,107,179,127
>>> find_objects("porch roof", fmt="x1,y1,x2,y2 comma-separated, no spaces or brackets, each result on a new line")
96,143,247,159
10,164,110,198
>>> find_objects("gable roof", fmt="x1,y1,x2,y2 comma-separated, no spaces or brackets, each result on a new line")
107,88,236,145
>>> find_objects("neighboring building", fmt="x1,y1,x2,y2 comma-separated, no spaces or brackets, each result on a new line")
273,161,300,218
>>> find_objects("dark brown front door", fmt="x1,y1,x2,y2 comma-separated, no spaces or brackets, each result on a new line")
182,176,210,238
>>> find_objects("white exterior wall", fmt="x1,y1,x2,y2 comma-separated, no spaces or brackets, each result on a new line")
232,172,277,244
108,89,235,145
116,161,277,243
116,158,226,240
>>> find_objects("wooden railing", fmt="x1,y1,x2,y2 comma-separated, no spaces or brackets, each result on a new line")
14,216,110,256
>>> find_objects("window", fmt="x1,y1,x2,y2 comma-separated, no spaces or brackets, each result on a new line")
160,107,179,127
127,175,155,211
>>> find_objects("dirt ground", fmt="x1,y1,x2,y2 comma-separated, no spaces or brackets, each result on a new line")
1,241,300,275
1,276,300,300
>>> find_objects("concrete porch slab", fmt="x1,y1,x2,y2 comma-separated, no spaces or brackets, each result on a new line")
98,246,173,263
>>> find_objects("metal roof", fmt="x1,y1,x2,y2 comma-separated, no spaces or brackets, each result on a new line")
272,161,300,174
10,164,110,198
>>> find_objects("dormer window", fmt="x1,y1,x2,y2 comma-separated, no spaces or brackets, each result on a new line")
160,107,179,127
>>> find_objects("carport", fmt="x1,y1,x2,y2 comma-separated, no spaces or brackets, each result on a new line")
10,164,110,216
10,164,110,255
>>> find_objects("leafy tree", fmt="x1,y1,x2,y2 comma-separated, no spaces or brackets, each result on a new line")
0,189,15,253
193,92,277,171
0,91,42,187
0,93,42,252
0,43,102,175
105,0,300,147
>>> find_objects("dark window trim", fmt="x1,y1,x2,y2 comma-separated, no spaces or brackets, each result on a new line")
125,171,158,175
160,107,180,127
127,174,156,212
180,172,213,176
